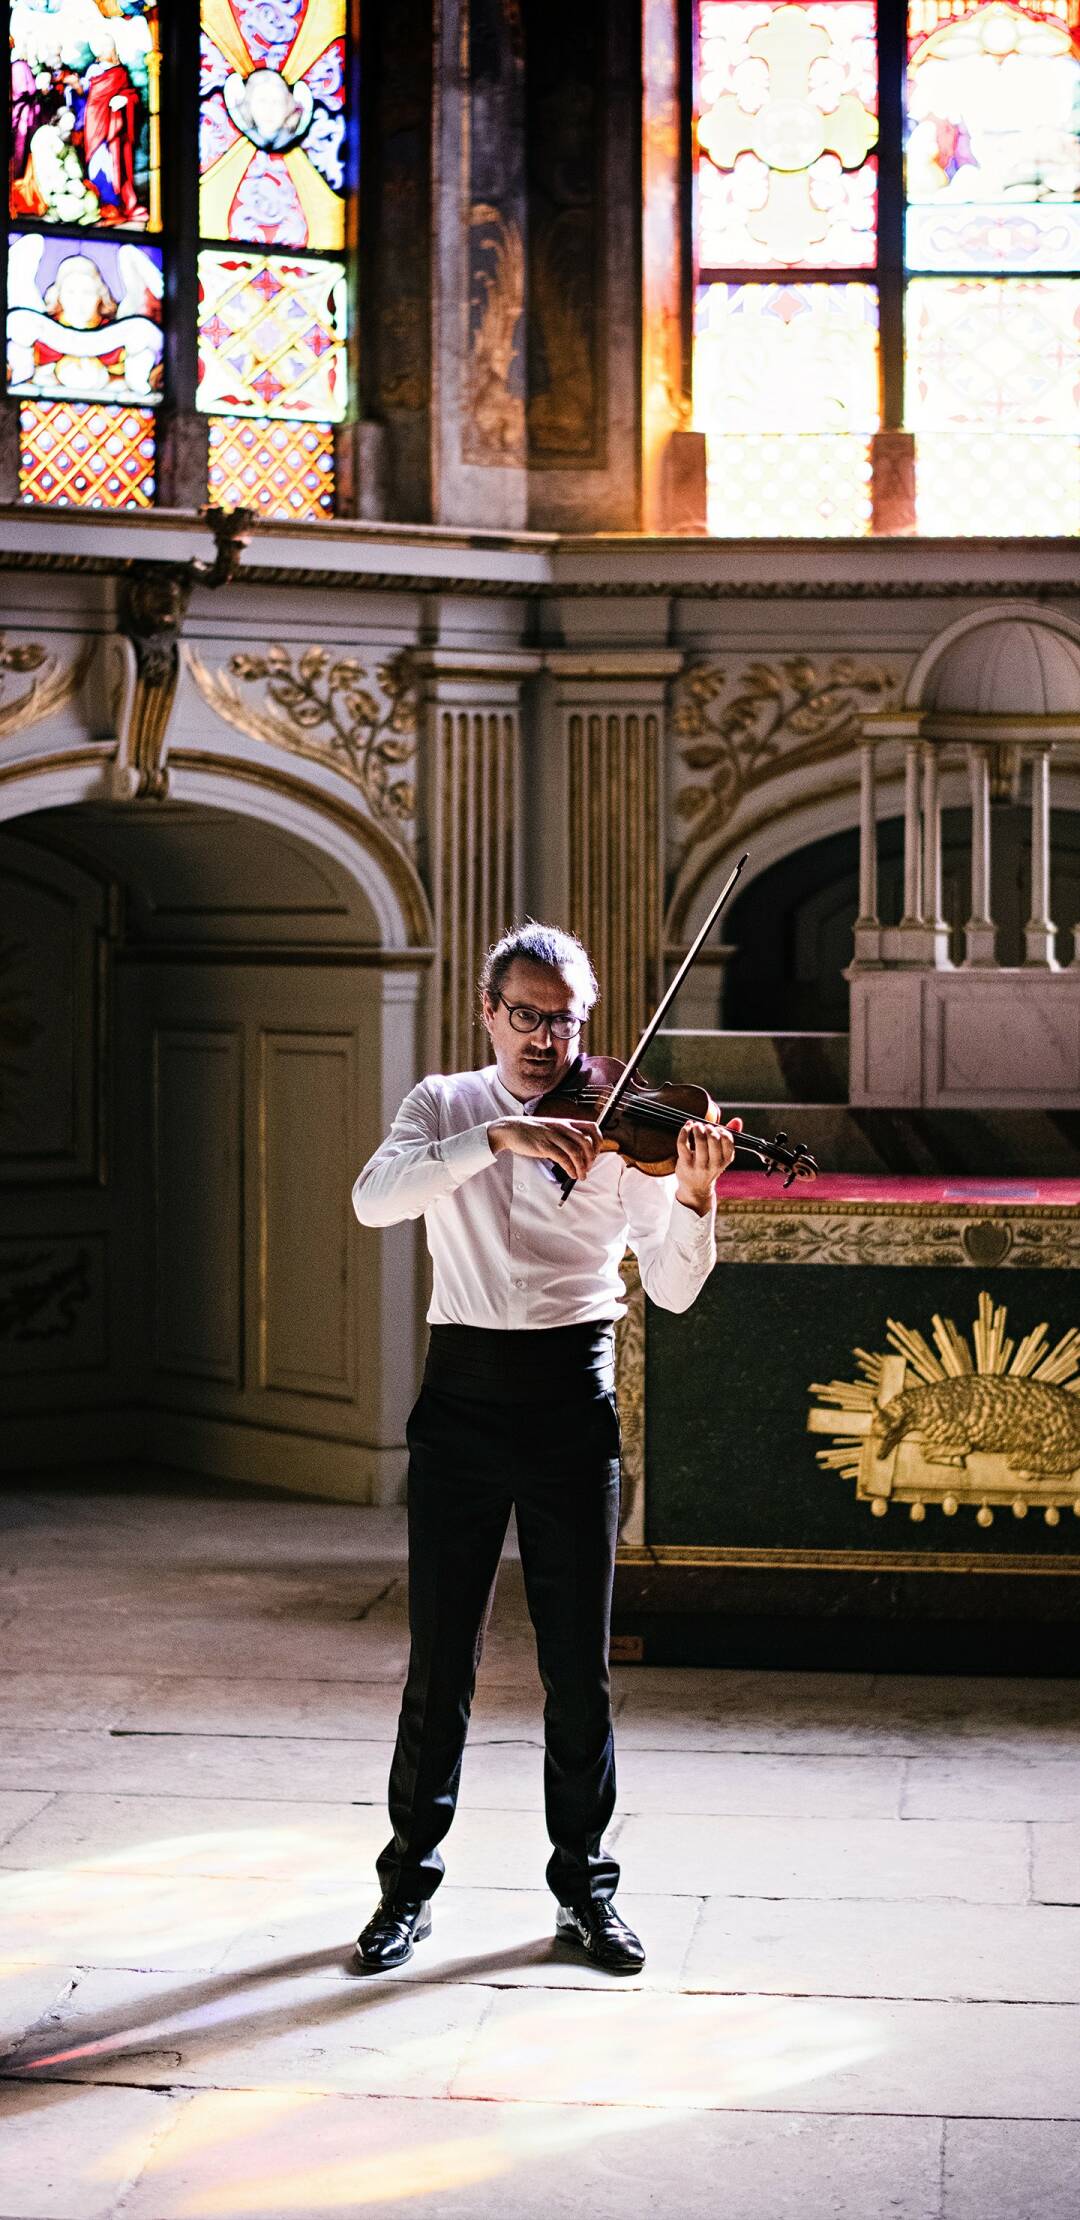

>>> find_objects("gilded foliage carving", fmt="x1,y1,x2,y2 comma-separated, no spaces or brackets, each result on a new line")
672,656,897,861
0,632,83,740
192,647,418,836
717,1209,1080,1273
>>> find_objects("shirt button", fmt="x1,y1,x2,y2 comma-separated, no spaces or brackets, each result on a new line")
515,1278,526,1290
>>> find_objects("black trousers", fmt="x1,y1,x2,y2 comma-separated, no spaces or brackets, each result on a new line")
376,1321,621,1909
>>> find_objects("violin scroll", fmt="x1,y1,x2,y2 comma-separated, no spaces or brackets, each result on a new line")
733,1127,819,1189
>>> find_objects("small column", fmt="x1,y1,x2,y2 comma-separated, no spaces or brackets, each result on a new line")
851,740,882,965
1024,747,1058,968
921,741,951,967
895,738,925,964
965,743,997,967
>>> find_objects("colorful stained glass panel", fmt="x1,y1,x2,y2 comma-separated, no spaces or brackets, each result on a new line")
697,1,879,269
207,414,334,517
197,249,347,420
906,0,1080,274
704,430,872,533
19,398,155,506
200,0,346,248
906,277,1079,429
694,281,880,430
914,429,1079,534
9,0,160,230
7,232,164,405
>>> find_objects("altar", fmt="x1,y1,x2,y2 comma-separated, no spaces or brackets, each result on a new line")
613,1170,1080,1671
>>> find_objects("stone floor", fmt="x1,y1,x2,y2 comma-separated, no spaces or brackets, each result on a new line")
1,1479,1079,2220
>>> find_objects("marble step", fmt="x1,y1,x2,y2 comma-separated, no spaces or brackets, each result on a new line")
652,1030,848,1105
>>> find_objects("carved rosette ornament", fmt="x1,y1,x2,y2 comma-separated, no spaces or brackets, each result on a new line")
809,1292,1080,1529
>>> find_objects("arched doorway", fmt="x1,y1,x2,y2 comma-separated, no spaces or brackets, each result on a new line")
0,785,431,1502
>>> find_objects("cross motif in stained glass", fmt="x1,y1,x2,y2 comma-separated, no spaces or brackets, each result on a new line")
197,249,346,420
207,414,334,518
9,0,161,231
906,0,1080,274
697,2,879,269
19,398,155,506
200,0,346,249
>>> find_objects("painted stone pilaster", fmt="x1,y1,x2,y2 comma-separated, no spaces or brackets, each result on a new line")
525,0,640,530
433,0,528,527
414,651,538,1072
362,0,434,522
529,652,681,1058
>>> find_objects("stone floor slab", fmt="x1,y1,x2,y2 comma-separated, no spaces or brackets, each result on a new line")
111,1673,543,1741
0,1963,76,2052
0,1676,145,1731
113,2090,944,2220
0,1791,55,1852
0,1612,412,1682
452,1987,1080,2116
684,1896,1080,2003
0,2082,179,2220
9,1958,492,2099
0,1725,402,1803
0,1867,318,1973
616,1812,1028,1902
1030,1824,1080,1906
904,1756,1080,1823
943,2118,1080,2219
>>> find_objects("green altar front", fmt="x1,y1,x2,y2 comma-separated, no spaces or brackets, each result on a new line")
613,1170,1080,1672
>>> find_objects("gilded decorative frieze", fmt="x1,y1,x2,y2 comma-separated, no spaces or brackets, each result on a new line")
809,1291,1080,1529
615,1253,645,1544
715,1207,1080,1271
189,648,418,839
672,655,898,866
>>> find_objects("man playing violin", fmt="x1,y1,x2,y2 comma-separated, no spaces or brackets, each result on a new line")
351,921,739,1974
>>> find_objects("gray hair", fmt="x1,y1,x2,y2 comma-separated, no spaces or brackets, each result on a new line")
479,922,598,1012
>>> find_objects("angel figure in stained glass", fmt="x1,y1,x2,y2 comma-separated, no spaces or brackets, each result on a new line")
7,233,163,402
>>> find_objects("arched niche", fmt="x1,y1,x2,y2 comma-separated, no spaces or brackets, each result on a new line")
0,771,433,1505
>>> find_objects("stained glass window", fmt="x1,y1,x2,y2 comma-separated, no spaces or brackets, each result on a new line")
18,398,155,507
698,2,879,271
906,0,1080,274
9,1,161,232
5,6,354,516
197,249,347,420
207,414,335,517
690,0,1079,536
8,234,164,406
200,0,346,250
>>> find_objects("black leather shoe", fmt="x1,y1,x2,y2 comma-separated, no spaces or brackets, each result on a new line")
354,1896,432,1971
555,1900,646,1973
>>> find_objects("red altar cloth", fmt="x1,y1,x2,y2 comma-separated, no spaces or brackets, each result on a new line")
720,1172,1080,1207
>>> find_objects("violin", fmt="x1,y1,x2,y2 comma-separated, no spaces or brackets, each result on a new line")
537,850,821,1205
535,1054,819,1193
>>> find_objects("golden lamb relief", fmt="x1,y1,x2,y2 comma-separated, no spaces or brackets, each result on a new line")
808,1293,1080,1529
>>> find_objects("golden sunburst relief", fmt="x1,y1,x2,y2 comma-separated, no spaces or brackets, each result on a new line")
807,1292,1080,1529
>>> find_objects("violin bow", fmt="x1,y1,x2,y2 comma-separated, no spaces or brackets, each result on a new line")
557,850,750,1205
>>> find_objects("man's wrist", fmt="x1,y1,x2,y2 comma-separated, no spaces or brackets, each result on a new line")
674,1185,715,1218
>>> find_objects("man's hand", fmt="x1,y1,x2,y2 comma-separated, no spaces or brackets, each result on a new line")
489,1117,602,1182
674,1115,742,1215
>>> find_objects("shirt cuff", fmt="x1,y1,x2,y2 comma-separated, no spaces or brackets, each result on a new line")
438,1121,501,1187
669,1194,718,1253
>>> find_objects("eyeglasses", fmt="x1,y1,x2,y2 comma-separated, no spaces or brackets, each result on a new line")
491,992,585,1040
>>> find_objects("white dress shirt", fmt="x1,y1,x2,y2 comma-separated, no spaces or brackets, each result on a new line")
351,1065,717,1329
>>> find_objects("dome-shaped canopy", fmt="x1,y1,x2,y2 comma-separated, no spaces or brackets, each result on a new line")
921,618,1080,718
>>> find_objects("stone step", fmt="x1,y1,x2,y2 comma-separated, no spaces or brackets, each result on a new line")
652,1029,849,1105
